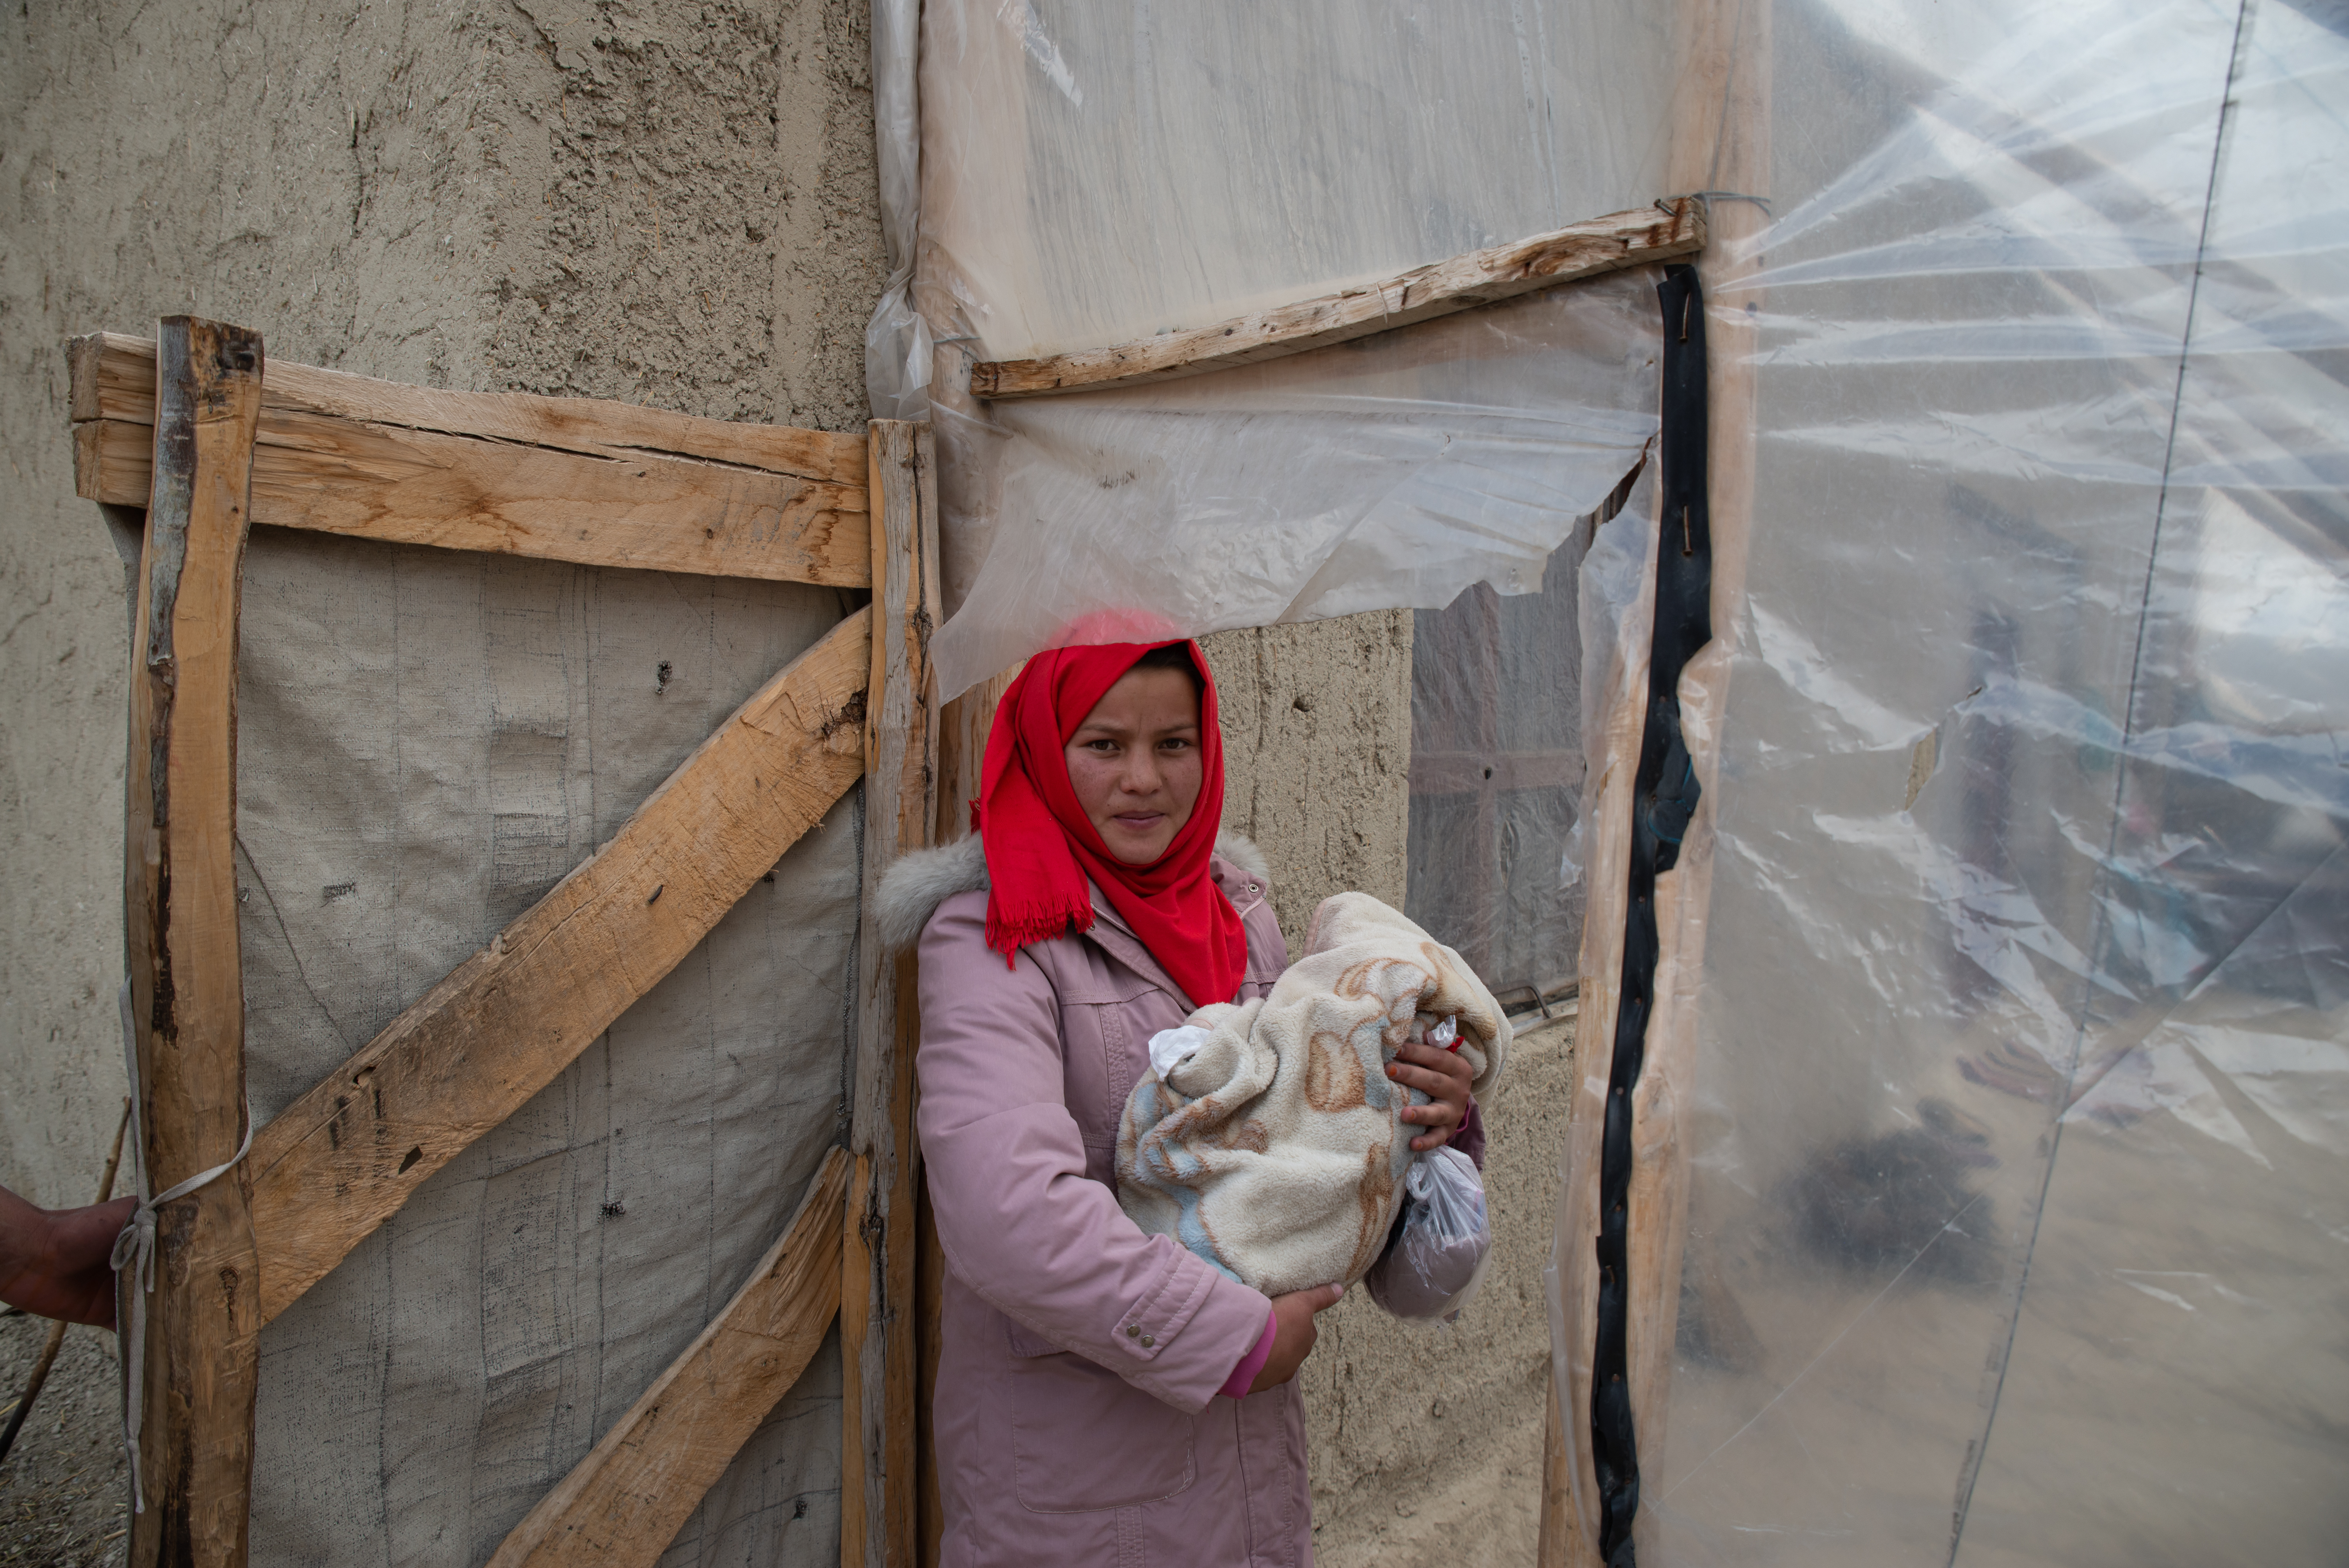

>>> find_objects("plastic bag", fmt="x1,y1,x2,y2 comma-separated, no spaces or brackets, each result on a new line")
1363,1144,1492,1322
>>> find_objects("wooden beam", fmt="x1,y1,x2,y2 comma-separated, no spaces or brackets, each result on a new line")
71,333,867,484
123,316,265,1568
246,608,873,1324
485,1149,850,1568
968,201,1706,401
68,333,869,586
842,421,939,1568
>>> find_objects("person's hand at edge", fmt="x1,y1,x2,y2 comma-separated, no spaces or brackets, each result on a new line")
1249,1282,1344,1393
1389,1037,1474,1152
0,1186,134,1329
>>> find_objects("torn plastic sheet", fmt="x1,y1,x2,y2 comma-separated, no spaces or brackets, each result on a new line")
1549,0,2349,1561
927,273,1663,697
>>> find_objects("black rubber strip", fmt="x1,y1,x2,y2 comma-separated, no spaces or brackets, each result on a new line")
1590,263,1712,1568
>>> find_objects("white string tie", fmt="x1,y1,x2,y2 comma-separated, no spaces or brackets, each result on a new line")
110,982,252,1514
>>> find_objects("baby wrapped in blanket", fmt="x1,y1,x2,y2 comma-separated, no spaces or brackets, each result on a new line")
1114,892,1509,1297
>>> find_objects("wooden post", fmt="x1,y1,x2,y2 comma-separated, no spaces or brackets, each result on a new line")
123,315,264,1567
1540,4,1771,1561
1536,1366,1575,1568
843,420,939,1568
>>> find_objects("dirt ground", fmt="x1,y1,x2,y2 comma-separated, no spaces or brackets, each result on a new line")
0,1312,126,1568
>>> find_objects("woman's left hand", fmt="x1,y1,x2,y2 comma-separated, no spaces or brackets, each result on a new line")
1387,1039,1474,1153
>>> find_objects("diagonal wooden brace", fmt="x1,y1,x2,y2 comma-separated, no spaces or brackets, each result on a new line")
486,1148,852,1568
246,608,873,1324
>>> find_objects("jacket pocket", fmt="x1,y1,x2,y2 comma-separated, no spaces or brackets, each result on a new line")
1008,1346,1197,1514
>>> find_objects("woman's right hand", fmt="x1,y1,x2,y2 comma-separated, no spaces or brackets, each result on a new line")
1249,1282,1345,1393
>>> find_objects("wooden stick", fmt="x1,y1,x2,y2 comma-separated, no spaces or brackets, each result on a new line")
484,1149,850,1568
124,315,265,1568
68,335,869,586
0,1100,131,1469
842,421,939,1568
968,201,1706,400
246,609,873,1324
70,333,866,484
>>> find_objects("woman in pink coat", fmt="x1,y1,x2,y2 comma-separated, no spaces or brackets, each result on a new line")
877,639,1476,1566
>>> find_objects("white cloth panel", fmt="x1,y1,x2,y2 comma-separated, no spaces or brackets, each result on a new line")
232,529,862,1567
1565,1,2349,1561
909,0,1683,696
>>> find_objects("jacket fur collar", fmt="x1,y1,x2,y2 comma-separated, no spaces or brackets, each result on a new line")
873,829,1272,954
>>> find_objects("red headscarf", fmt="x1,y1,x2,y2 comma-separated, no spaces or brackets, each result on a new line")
974,640,1246,1010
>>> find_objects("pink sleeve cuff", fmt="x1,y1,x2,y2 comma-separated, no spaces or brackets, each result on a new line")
1219,1307,1279,1399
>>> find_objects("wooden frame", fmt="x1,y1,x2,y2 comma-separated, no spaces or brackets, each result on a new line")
968,200,1705,400
73,322,937,1568
121,316,266,1567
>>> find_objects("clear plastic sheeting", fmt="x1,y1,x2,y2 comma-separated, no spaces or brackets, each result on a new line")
929,280,1661,698
1556,0,2349,1561
907,0,1682,697
1407,512,1598,1004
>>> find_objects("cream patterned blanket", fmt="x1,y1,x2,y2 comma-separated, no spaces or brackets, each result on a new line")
1114,893,1510,1297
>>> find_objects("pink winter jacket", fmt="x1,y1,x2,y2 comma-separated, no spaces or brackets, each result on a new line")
888,831,1310,1567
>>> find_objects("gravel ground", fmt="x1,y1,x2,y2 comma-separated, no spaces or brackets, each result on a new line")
0,1311,126,1568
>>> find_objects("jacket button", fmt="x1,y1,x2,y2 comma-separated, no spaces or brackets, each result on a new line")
1140,1335,1155,1348
1126,1325,1140,1338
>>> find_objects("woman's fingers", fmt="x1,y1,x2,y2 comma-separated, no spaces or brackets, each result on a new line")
1253,1283,1348,1392
1387,1039,1472,1151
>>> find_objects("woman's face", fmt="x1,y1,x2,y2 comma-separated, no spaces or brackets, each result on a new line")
1064,665,1204,865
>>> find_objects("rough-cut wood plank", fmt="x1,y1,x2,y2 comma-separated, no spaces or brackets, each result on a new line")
124,315,265,1568
246,609,873,1324
968,201,1705,400
1619,24,1773,1553
485,1149,850,1568
66,333,868,585
842,420,939,1568
1542,42,1772,1568
74,418,144,505
932,671,1015,849
1537,1368,1575,1568
71,332,867,483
